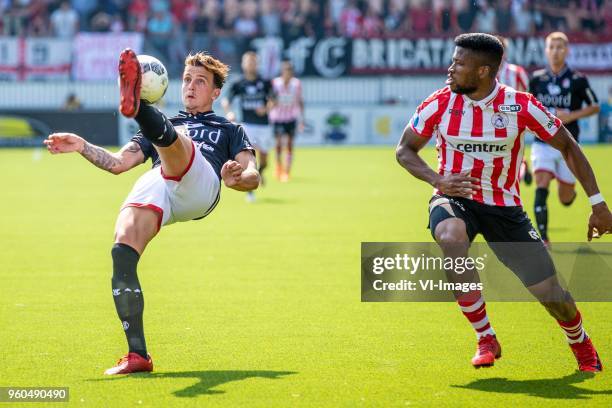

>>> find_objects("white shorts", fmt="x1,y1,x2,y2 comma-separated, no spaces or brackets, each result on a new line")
122,142,221,230
243,123,273,153
531,142,576,185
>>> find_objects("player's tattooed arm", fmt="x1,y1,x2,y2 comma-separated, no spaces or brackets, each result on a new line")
80,142,122,172
45,132,144,174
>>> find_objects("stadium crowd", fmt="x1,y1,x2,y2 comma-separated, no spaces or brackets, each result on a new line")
1,0,611,73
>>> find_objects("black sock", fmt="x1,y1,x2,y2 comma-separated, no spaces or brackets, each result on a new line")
534,187,549,241
135,103,177,147
111,243,147,358
258,161,266,185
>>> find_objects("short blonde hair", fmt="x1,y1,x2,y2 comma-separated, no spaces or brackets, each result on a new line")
184,52,230,89
546,32,569,46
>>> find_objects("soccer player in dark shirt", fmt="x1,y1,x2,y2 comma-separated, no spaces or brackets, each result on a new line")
44,50,259,375
222,51,273,201
396,33,611,372
529,32,601,245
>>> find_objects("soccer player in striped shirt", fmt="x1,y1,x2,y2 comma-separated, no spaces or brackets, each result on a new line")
269,60,305,182
495,35,533,186
396,33,611,372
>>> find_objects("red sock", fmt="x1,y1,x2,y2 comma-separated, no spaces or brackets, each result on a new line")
557,310,587,344
457,291,495,339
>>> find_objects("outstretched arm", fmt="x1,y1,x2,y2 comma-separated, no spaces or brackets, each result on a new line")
395,125,479,198
44,132,145,175
547,126,612,240
220,150,260,192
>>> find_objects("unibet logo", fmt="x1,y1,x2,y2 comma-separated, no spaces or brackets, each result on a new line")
456,143,507,153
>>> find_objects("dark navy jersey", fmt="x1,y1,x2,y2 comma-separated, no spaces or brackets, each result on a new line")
529,66,598,142
227,76,272,125
131,110,255,179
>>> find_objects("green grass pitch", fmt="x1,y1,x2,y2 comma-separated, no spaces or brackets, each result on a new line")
1,145,611,407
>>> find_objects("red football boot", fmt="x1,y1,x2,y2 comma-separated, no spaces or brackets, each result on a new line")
471,334,502,368
118,48,141,118
570,337,603,372
104,352,153,375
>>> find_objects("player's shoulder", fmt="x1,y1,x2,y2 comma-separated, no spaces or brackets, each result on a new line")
531,68,548,80
423,86,452,104
568,68,589,82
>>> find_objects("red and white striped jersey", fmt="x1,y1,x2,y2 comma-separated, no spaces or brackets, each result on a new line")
497,62,529,92
409,82,562,207
269,77,302,123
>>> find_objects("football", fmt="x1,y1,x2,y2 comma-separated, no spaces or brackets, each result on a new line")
137,54,168,104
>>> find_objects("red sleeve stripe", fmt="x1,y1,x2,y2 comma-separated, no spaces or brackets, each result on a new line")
503,135,523,191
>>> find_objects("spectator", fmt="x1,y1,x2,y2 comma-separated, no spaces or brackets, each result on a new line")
432,0,454,33
603,0,612,36
109,12,124,32
63,92,83,110
28,14,50,37
494,0,513,33
580,0,603,33
50,1,79,38
90,10,112,31
511,0,533,34
127,0,149,32
361,2,384,37
564,0,584,32
385,0,406,34
217,0,240,62
190,0,218,52
475,0,496,32
455,0,477,32
339,0,362,37
408,0,431,35
281,0,305,39
3,0,31,36
171,0,197,26
146,9,174,60
72,0,98,31
303,0,326,37
260,0,282,37
234,0,259,38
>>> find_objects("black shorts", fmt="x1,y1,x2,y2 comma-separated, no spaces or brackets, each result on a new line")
273,121,296,138
428,194,556,286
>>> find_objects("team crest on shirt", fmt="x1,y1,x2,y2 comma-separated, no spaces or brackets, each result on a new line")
562,78,570,88
491,112,509,129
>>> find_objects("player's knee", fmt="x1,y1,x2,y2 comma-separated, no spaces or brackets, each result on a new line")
435,220,469,246
560,189,577,207
534,172,552,188
114,210,158,249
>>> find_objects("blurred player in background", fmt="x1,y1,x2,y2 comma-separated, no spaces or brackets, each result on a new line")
530,32,600,246
45,49,259,375
269,60,304,182
222,51,272,200
495,35,532,185
397,33,610,372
